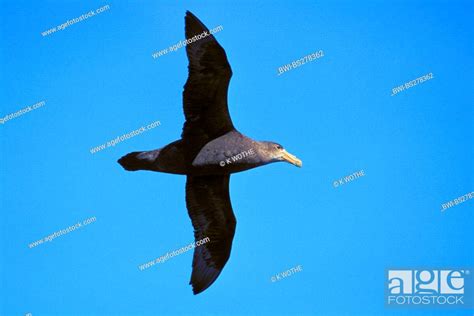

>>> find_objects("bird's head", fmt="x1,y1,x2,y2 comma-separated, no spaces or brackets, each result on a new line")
259,142,302,167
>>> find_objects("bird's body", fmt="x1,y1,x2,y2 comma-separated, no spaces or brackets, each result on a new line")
119,130,275,175
118,11,302,295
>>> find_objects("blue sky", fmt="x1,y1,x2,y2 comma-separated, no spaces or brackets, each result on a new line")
1,0,473,315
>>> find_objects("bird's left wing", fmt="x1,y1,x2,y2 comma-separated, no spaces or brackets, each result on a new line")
185,175,236,294
181,11,234,160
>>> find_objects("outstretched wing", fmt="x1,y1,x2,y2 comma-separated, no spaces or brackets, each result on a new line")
181,11,234,160
185,175,237,294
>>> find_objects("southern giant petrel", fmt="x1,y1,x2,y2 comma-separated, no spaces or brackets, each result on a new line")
118,11,302,294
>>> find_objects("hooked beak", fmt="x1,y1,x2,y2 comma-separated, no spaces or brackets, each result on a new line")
281,150,302,167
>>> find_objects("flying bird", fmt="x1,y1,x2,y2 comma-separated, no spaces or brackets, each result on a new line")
118,11,302,295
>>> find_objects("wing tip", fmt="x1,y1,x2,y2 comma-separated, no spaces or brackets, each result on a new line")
184,10,210,35
185,10,199,23
190,279,216,295
191,284,205,295
189,263,223,295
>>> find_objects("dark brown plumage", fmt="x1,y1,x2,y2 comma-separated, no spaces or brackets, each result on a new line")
118,11,302,295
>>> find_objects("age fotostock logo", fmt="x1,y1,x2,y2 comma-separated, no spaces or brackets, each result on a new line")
386,269,473,309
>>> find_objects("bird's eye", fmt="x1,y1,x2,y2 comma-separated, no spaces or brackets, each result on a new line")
276,145,282,150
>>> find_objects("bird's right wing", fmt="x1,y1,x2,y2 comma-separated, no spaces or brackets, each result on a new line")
181,11,234,160
185,175,236,294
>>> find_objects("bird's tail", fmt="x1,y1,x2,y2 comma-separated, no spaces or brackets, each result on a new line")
118,150,160,171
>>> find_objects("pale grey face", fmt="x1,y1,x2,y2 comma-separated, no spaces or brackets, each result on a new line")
260,141,302,167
